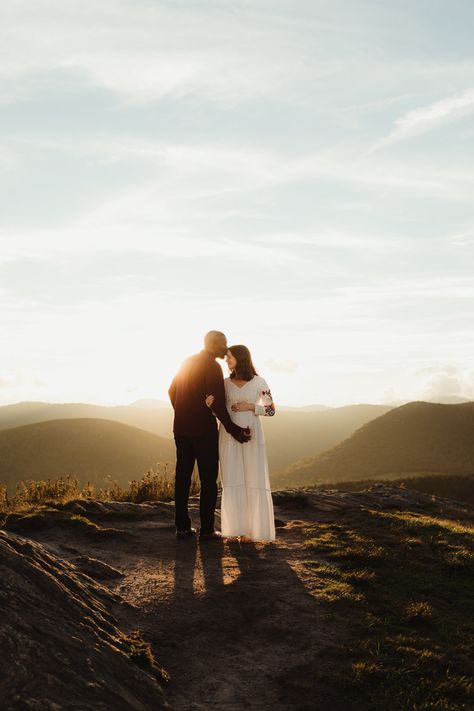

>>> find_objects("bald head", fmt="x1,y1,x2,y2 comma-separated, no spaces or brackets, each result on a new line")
204,330,228,358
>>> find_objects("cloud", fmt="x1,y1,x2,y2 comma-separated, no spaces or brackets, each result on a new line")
6,131,474,218
380,387,406,407
447,229,474,247
373,88,474,149
0,372,47,392
265,359,298,373
415,365,474,401
0,0,314,106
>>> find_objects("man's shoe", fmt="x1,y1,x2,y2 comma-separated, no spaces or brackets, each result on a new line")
199,530,223,540
176,527,197,538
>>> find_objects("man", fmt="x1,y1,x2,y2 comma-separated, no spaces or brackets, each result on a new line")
168,330,251,540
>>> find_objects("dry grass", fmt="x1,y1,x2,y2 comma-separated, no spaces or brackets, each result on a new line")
124,630,170,683
0,466,200,513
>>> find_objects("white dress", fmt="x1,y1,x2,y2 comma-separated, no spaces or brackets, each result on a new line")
219,375,276,541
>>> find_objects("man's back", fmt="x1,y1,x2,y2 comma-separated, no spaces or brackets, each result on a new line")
169,350,221,436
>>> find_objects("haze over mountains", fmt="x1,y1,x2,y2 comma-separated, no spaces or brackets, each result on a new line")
0,401,174,440
276,401,474,488
0,400,392,476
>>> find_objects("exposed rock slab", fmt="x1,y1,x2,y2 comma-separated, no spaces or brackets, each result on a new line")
73,555,124,580
272,484,474,521
61,499,175,521
0,530,169,711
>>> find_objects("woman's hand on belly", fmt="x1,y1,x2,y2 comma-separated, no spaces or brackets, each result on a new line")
231,401,255,412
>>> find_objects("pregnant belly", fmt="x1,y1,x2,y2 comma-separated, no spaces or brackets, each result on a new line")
228,408,254,429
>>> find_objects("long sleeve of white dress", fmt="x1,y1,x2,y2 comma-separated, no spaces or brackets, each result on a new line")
254,379,275,417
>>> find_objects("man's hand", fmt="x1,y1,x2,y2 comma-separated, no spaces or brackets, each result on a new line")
205,394,215,408
233,426,251,443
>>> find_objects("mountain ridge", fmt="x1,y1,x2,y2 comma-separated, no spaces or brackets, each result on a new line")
0,400,394,474
275,401,474,488
0,418,175,492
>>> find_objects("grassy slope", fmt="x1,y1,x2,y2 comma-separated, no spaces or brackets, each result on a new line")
277,401,474,487
0,419,175,492
304,507,474,710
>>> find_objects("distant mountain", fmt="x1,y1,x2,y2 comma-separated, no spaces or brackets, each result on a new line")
297,404,332,411
0,419,175,493
262,404,392,472
0,401,393,475
0,401,174,441
275,401,474,488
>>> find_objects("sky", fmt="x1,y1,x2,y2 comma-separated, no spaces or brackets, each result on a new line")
1,0,474,408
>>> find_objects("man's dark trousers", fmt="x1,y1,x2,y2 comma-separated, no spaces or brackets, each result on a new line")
174,428,219,534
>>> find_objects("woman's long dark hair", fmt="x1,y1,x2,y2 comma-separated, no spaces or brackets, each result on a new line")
228,345,258,381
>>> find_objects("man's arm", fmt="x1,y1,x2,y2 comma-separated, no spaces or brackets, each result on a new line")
205,361,250,442
168,376,177,409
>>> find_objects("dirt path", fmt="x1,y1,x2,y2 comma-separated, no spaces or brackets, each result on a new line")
36,495,341,711
117,528,334,710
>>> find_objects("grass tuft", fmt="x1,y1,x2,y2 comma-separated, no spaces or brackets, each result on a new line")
404,600,434,623
125,631,170,684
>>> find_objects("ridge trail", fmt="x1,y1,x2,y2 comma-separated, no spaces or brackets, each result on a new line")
94,496,338,711
7,485,469,710
29,492,342,710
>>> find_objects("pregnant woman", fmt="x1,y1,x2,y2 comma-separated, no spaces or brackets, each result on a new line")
206,344,276,542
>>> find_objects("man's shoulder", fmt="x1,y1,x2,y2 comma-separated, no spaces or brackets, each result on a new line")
181,351,205,366
193,350,216,362
181,350,219,372
175,352,202,377
177,350,221,372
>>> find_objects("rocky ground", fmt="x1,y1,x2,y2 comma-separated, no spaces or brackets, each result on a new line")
1,485,473,711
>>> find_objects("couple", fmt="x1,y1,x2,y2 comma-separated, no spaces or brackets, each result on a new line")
168,330,276,542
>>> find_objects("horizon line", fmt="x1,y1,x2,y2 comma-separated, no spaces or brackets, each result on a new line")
0,396,472,411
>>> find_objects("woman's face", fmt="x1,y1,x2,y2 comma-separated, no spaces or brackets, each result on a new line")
225,350,237,371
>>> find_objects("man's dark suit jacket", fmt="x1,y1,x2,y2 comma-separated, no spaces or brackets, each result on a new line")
169,350,242,439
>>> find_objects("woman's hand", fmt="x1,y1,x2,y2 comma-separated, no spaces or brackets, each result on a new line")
231,401,255,412
205,395,215,408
